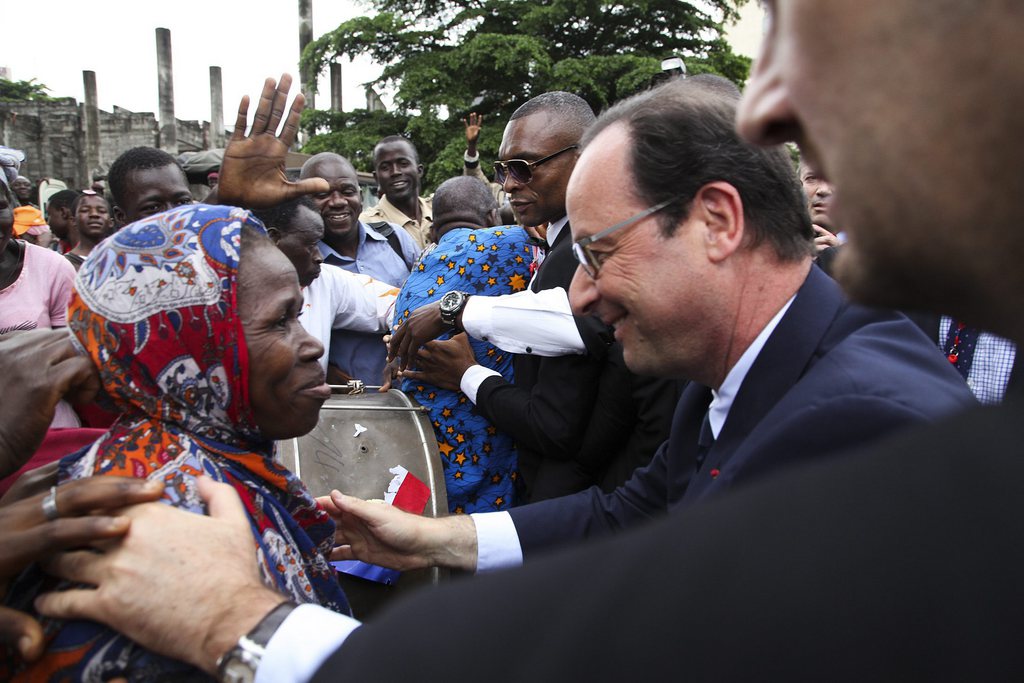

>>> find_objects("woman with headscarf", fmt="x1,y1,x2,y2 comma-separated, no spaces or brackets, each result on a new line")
3,203,348,681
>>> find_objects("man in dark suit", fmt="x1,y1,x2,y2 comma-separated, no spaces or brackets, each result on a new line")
313,78,973,572
393,92,680,502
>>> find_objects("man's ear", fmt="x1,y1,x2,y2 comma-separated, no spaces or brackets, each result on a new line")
416,164,425,179
265,226,282,245
693,181,745,263
112,205,127,226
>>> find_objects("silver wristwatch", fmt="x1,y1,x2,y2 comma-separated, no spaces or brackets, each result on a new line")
217,601,297,683
439,290,470,328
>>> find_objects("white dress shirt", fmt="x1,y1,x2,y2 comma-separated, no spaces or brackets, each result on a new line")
457,216,588,402
301,265,399,371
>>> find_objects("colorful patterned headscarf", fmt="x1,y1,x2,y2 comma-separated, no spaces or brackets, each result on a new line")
3,204,349,681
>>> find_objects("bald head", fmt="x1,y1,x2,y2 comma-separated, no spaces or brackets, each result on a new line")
510,91,596,137
432,176,499,241
300,152,357,181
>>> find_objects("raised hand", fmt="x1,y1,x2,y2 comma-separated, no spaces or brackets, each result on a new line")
216,74,329,209
463,112,483,153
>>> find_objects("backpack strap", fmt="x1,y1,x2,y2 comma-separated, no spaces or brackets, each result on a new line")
367,221,404,260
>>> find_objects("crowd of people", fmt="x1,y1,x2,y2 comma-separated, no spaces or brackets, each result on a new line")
2,2,1024,679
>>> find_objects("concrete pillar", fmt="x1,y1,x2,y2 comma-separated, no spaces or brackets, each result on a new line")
209,66,225,149
330,62,343,112
298,0,315,109
82,70,101,183
155,27,177,153
366,87,386,113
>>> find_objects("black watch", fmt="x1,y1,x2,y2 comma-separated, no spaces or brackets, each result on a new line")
216,601,297,683
439,291,470,328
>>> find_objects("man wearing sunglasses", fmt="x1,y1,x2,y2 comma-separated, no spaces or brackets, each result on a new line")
389,91,680,504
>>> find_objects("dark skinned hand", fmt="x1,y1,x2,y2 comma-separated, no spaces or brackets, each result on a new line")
0,477,163,661
463,112,483,153
388,302,450,371
0,330,100,480
216,74,329,210
380,356,402,392
401,333,476,392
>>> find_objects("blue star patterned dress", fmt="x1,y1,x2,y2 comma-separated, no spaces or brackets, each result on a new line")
393,226,533,513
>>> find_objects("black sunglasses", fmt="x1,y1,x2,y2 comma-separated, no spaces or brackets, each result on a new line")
493,144,579,185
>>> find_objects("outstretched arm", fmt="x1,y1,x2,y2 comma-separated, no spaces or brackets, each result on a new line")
215,74,329,209
320,491,478,572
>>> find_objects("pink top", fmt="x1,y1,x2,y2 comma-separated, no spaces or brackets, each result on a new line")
0,241,80,427
0,241,76,334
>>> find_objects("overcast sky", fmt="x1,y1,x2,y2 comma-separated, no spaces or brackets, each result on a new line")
5,1,762,127
5,1,385,125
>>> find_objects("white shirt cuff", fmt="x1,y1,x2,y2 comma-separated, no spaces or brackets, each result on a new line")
460,364,502,404
470,511,524,573
461,289,586,356
256,604,362,683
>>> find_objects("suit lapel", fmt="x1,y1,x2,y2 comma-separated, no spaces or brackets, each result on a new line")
531,222,572,292
711,266,845,460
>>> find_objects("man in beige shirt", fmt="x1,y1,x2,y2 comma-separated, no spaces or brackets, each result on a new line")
359,135,433,248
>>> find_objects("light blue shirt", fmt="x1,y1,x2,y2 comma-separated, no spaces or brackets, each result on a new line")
318,221,420,382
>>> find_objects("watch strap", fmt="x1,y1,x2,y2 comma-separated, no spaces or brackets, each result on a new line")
217,601,298,682
440,291,469,328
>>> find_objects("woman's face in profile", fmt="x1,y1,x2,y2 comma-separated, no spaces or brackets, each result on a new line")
238,240,330,440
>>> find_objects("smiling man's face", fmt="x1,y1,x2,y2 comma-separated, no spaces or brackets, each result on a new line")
372,140,422,205
303,157,363,249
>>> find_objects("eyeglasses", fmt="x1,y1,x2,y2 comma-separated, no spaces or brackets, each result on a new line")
493,144,579,185
572,197,680,278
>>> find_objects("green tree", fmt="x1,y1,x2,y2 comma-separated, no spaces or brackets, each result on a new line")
301,0,750,191
0,78,55,103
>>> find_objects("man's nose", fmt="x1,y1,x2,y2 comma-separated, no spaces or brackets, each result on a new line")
568,265,599,316
500,171,523,193
736,38,800,147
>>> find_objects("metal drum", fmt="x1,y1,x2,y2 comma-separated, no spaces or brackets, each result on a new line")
278,387,450,618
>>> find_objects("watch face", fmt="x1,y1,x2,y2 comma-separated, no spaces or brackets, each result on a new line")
440,291,462,311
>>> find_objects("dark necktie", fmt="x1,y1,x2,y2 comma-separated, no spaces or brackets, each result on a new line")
695,409,715,470
944,320,979,380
